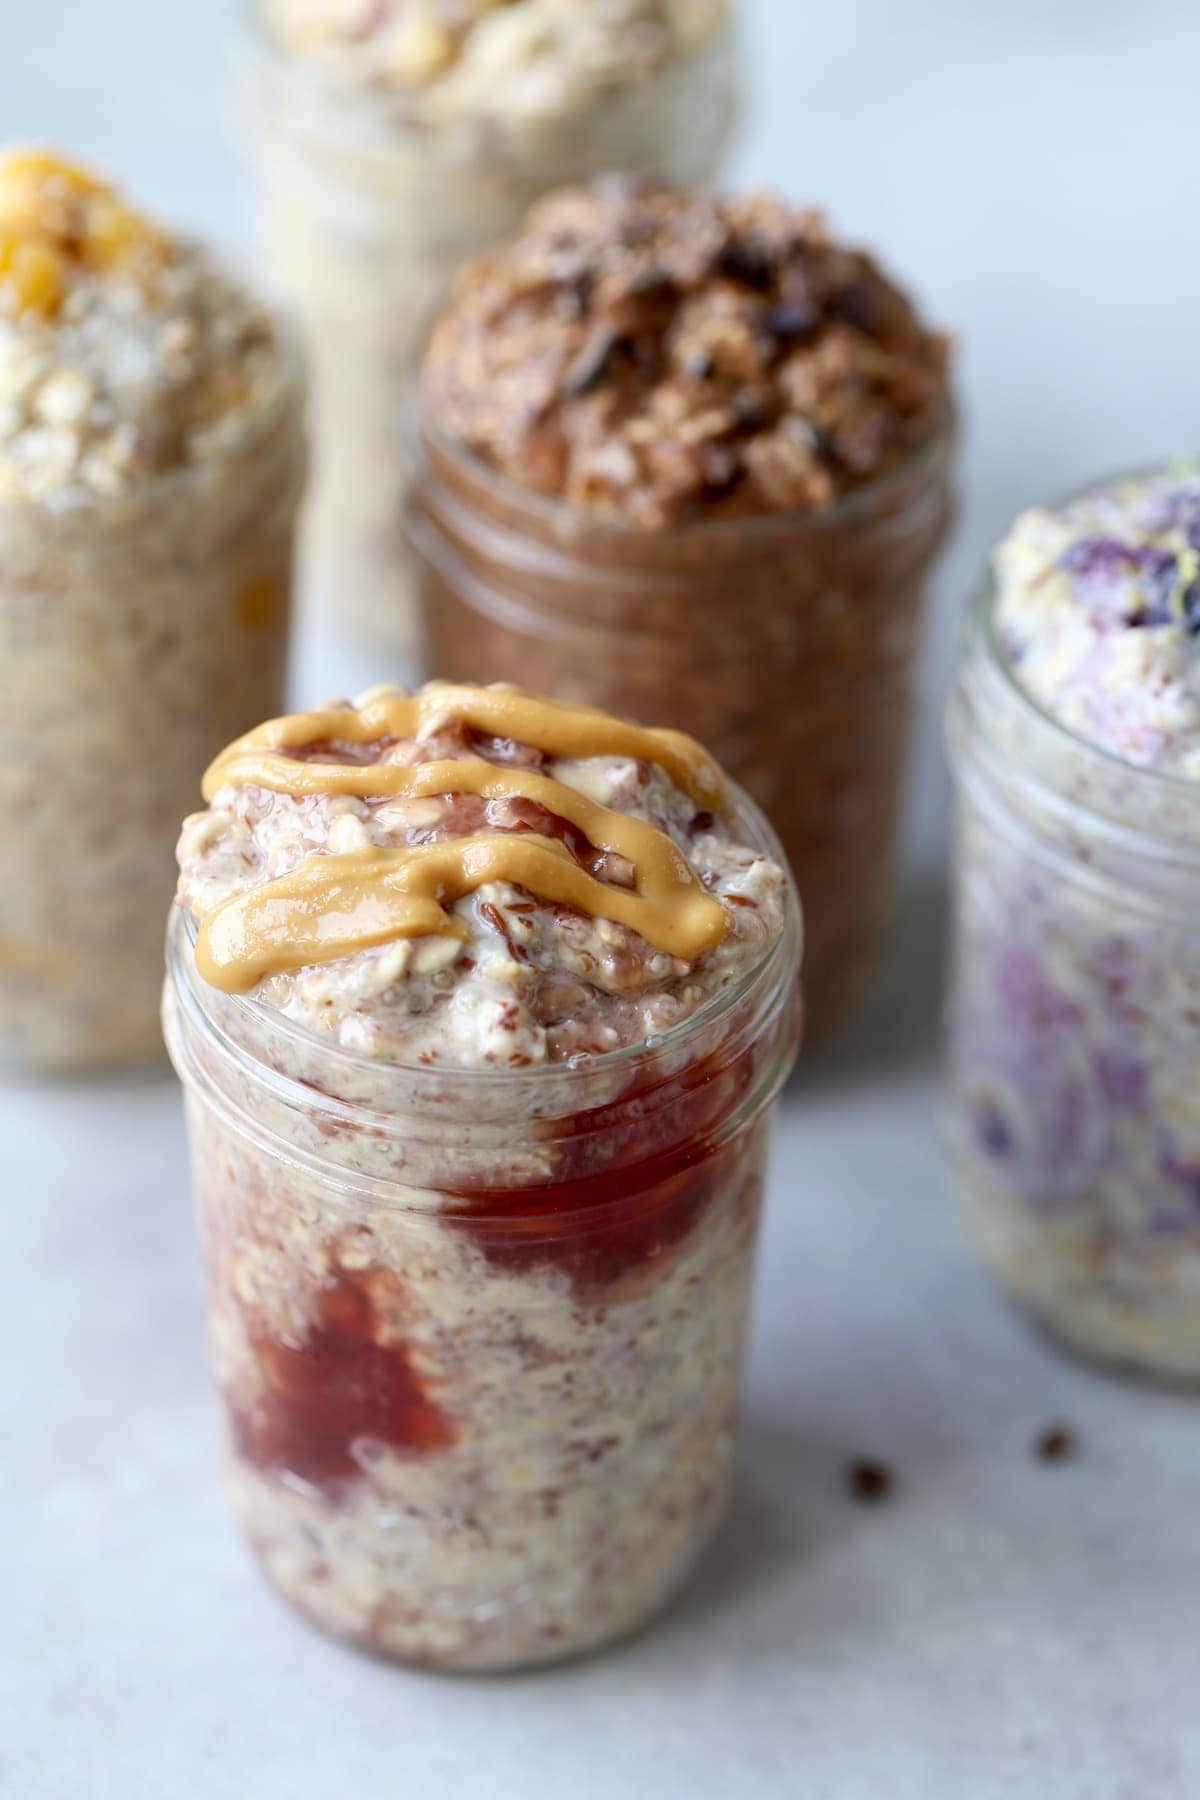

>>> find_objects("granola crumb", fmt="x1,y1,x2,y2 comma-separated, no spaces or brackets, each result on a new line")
846,1456,894,1503
1034,1423,1078,1464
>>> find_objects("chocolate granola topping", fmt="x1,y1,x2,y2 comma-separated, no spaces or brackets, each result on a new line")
421,181,950,529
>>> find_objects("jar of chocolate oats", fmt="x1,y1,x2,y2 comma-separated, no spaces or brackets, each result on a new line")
0,151,305,1070
240,0,738,652
165,679,801,1670
410,184,954,1041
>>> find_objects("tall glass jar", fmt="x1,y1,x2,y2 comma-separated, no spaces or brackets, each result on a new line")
946,551,1200,1380
407,411,953,1044
163,788,801,1672
238,2,739,653
0,344,305,1072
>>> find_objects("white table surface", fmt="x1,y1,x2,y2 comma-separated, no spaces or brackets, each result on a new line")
5,3,1200,1796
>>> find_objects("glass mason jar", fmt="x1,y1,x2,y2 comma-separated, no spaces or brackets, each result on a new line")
163,791,801,1673
0,344,305,1073
237,2,740,653
407,411,954,1044
946,545,1200,1381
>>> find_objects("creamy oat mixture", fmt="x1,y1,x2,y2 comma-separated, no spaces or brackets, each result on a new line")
0,150,283,503
994,467,1200,774
0,150,302,1069
422,181,950,528
259,0,727,120
168,682,797,1667
191,1101,771,1667
177,681,785,1065
949,466,1200,1378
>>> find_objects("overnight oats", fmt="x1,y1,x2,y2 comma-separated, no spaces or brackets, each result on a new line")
0,150,304,1070
164,679,801,1669
947,465,1200,1379
410,181,954,1041
240,0,738,649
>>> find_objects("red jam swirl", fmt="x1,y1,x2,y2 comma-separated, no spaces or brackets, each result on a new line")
226,1031,766,1493
229,1273,456,1492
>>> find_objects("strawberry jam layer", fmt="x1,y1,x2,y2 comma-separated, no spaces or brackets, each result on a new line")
448,1016,763,1286
229,1272,455,1492
218,983,785,1496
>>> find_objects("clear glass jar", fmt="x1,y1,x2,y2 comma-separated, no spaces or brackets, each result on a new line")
163,788,800,1672
946,547,1200,1380
0,345,305,1072
407,411,954,1044
238,1,740,653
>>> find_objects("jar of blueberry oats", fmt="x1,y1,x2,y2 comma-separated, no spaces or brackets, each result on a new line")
240,0,738,652
410,183,954,1041
164,680,800,1669
0,151,304,1071
947,465,1200,1380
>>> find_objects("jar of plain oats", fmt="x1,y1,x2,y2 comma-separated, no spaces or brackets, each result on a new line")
164,679,801,1670
409,183,955,1042
0,151,305,1071
238,0,739,652
947,465,1200,1380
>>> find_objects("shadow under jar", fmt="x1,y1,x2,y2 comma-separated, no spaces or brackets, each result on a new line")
409,412,953,1044
947,559,1200,1381
163,792,801,1674
0,349,305,1072
239,1,739,652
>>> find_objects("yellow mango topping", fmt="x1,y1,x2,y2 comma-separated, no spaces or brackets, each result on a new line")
0,149,168,320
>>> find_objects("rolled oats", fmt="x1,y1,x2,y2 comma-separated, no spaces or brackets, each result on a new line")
0,151,305,1069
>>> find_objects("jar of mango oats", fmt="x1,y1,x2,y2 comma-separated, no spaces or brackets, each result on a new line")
239,0,739,651
164,680,801,1669
0,151,305,1071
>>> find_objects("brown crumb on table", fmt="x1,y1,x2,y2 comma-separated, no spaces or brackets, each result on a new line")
1034,1423,1078,1463
846,1457,894,1503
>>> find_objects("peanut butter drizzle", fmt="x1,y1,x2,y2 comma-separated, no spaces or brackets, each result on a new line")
198,835,729,994
194,686,733,994
203,684,726,811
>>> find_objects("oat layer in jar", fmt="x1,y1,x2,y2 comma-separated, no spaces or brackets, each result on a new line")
947,466,1200,1380
240,1,739,652
0,151,304,1071
410,183,954,1042
164,680,800,1670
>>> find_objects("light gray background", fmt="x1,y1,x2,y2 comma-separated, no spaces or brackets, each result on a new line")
4,3,1200,1796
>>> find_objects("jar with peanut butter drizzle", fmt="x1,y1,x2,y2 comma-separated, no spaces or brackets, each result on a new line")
409,182,955,1044
165,679,801,1670
0,151,305,1070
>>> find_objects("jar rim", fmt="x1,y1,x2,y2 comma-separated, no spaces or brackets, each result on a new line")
239,0,735,132
968,458,1200,803
411,394,957,551
0,299,305,522
165,772,803,1099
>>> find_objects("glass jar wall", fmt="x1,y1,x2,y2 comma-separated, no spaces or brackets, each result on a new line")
946,562,1200,1380
0,349,305,1071
408,412,953,1042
